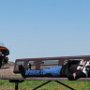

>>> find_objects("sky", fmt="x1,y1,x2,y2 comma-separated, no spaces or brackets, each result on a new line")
0,0,90,62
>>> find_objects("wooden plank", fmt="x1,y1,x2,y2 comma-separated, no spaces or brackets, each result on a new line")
0,76,90,81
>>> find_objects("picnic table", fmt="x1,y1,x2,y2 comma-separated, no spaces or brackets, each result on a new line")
1,55,90,90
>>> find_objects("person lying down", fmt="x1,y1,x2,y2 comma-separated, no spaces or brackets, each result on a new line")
19,60,90,80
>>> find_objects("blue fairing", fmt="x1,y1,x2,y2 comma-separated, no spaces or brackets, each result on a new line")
42,66,62,76
25,69,41,76
25,66,62,76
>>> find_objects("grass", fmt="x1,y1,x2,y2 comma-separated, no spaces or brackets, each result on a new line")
0,80,90,90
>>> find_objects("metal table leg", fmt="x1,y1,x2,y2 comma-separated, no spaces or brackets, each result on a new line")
9,80,24,90
32,80,52,90
55,80,75,90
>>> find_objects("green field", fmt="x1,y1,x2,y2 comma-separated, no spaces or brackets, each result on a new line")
0,80,90,90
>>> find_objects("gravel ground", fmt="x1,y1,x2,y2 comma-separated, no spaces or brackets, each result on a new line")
0,66,14,76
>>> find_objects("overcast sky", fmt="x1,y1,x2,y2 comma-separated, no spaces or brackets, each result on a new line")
0,0,90,62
